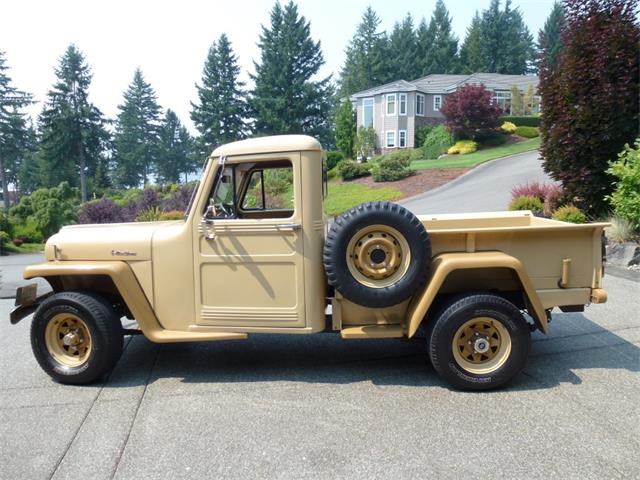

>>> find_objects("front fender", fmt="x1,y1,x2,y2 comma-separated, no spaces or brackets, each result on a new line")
406,251,548,337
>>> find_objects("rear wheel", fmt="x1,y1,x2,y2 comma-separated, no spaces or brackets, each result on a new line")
31,292,124,384
427,293,531,390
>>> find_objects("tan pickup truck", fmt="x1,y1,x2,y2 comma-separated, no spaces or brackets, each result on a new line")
11,135,609,390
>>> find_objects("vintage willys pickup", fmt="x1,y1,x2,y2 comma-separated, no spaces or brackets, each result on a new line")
11,135,609,390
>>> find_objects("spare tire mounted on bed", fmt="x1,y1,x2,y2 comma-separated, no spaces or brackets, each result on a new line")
323,201,432,308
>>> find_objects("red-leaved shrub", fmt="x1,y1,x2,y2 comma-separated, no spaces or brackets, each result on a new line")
440,84,503,140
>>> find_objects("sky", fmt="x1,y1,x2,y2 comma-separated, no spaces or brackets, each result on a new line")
1,0,556,131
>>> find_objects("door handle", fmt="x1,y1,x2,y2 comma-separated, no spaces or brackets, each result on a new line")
278,223,301,231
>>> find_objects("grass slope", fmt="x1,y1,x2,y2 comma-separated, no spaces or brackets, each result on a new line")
411,137,541,170
324,180,402,216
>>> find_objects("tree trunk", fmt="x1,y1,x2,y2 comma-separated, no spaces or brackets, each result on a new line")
0,155,10,210
78,140,87,202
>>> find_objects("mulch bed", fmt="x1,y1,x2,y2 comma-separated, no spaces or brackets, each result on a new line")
348,168,470,200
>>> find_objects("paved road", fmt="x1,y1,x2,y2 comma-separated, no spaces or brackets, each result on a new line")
0,253,49,298
402,150,553,214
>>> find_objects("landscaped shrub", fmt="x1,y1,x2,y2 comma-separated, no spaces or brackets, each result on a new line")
543,184,565,216
355,126,376,160
500,122,517,134
415,125,434,149
500,116,540,127
477,132,508,147
326,151,345,170
509,195,544,213
515,126,539,138
606,139,640,231
511,181,559,202
136,206,163,222
409,148,426,162
370,151,413,182
605,216,636,243
161,183,196,212
421,125,454,159
12,221,44,243
447,140,478,155
440,84,502,139
0,231,10,252
552,204,586,223
336,160,370,180
77,198,123,224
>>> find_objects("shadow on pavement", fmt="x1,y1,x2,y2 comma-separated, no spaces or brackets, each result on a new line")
90,313,639,392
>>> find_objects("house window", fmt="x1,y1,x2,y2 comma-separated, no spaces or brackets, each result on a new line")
493,91,511,114
386,94,396,115
398,130,407,148
416,94,425,116
362,98,374,127
433,95,442,111
386,131,396,148
399,93,407,115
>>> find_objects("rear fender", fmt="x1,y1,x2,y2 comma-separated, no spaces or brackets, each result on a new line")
406,251,547,337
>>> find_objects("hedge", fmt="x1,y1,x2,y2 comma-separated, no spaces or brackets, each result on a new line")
500,116,540,127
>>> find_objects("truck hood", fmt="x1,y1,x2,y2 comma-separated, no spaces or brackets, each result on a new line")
45,221,182,261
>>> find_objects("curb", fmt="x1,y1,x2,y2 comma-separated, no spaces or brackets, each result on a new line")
399,149,542,205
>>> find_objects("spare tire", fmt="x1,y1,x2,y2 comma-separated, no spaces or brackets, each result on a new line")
323,201,432,308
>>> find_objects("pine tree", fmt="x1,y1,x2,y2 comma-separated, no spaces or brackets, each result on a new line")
334,100,356,159
114,68,161,187
250,1,333,145
191,33,247,158
422,0,458,75
338,6,390,94
509,85,524,115
415,18,435,77
389,14,418,80
537,2,566,71
458,12,483,74
37,45,109,202
0,51,33,208
478,0,535,74
157,109,195,184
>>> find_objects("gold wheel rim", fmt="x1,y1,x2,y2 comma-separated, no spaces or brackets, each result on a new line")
44,313,92,367
346,224,411,289
452,317,511,375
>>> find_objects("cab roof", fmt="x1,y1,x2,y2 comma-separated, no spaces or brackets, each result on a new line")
211,135,322,158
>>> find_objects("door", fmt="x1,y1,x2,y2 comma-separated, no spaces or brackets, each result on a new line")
193,153,306,329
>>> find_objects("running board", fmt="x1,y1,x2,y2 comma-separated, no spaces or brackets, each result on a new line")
146,330,248,343
340,324,404,339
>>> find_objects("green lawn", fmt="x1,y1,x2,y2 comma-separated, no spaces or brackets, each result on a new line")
411,137,541,170
0,242,44,255
324,180,402,216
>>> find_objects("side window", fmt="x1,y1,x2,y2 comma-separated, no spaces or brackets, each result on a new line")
241,164,294,214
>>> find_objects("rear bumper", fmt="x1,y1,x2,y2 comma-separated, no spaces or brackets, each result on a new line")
9,284,52,325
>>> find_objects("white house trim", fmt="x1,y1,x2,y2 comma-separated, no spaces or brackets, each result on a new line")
385,130,396,148
433,95,442,111
416,93,425,116
398,130,407,148
385,93,396,116
399,93,407,116
361,97,374,127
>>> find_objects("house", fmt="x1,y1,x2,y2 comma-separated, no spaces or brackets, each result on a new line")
350,73,540,152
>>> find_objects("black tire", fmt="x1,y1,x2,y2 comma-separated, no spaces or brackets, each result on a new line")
31,291,124,385
323,201,431,308
428,293,531,391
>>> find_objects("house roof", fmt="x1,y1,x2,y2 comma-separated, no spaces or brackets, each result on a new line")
350,73,539,99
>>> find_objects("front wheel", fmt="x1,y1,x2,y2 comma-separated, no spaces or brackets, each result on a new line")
428,293,531,391
31,291,124,384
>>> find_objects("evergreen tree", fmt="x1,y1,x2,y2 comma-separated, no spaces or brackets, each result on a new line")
478,0,535,74
537,2,566,71
458,12,483,74
114,68,161,187
389,14,418,80
249,1,333,145
191,33,247,158
415,18,435,77
0,51,33,208
338,6,390,94
334,100,356,159
421,0,458,75
37,45,109,202
509,85,524,115
157,109,196,184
